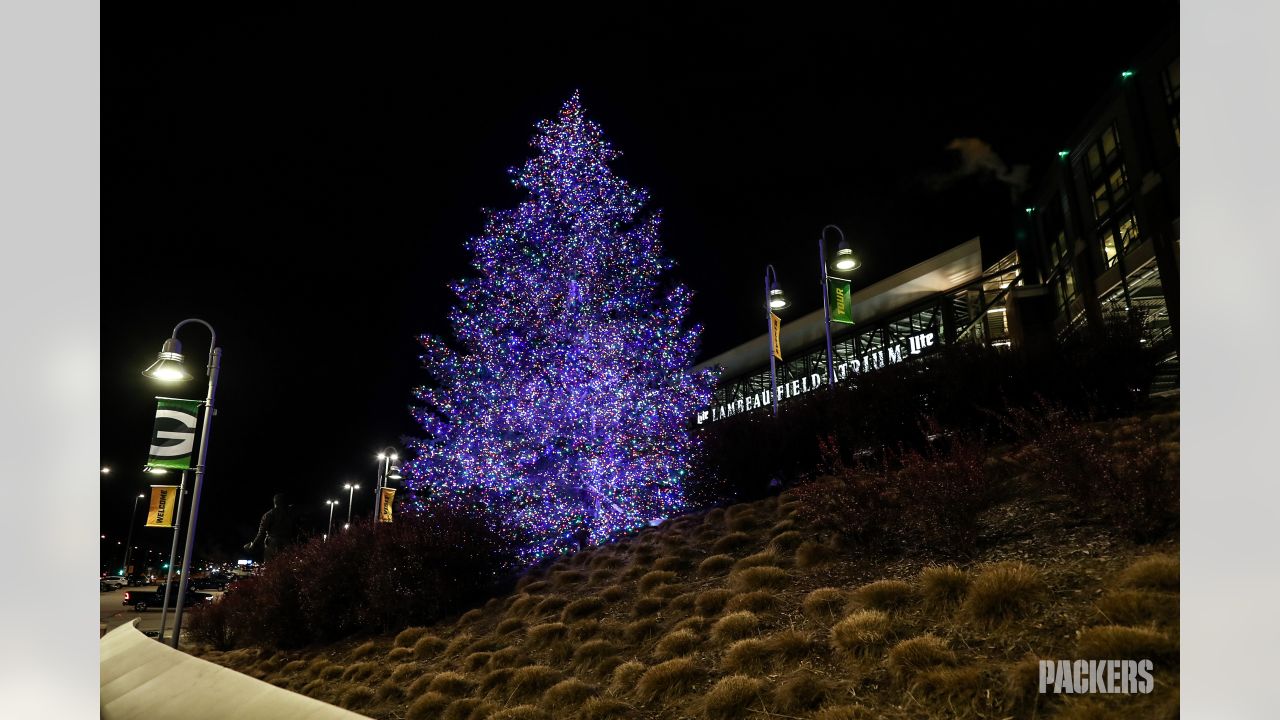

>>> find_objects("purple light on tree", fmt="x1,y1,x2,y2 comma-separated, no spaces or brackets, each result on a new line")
405,93,716,561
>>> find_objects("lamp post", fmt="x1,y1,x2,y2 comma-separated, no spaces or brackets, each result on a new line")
120,493,144,575
343,483,359,525
818,224,860,389
157,469,189,643
763,266,788,417
142,318,221,649
326,500,338,539
371,448,401,526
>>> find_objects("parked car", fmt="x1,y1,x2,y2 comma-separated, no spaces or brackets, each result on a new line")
101,575,126,590
188,575,230,591
127,573,151,586
121,584,213,612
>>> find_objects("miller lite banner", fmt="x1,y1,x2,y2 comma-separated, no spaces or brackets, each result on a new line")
148,397,201,470
145,485,180,528
378,487,396,523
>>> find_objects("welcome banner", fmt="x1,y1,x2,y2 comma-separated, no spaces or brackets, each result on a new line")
378,487,396,523
148,397,201,470
145,485,180,528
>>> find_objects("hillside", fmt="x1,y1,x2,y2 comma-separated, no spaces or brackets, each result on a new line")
192,408,1180,719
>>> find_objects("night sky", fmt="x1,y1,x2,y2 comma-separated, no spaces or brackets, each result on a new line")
102,5,1177,565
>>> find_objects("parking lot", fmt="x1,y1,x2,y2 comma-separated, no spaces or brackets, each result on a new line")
99,584,225,638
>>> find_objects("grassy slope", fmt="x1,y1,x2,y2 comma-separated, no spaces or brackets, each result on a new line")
195,408,1179,719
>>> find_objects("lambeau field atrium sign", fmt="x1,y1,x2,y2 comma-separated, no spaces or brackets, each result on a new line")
696,328,938,425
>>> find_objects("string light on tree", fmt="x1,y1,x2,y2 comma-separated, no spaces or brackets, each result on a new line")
405,92,716,562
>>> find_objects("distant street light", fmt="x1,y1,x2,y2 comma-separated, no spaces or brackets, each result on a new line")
101,467,110,474
343,483,360,525
326,500,338,539
143,318,222,649
120,493,144,575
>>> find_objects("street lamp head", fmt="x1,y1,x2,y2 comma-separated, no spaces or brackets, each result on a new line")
768,286,788,310
145,466,169,475
387,465,403,481
101,467,110,474
831,241,860,272
142,337,192,382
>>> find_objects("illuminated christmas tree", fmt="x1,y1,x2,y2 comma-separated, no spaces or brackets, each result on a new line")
406,93,716,561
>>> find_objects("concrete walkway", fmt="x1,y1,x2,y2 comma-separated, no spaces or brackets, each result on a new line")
101,620,368,720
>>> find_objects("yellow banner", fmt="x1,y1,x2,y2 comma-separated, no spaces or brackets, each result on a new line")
378,487,396,523
770,312,783,361
145,485,180,528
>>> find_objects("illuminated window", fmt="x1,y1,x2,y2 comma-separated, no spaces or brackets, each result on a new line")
1109,166,1129,203
1118,213,1140,250
1101,230,1119,268
1087,145,1101,176
1101,125,1119,161
1093,183,1110,218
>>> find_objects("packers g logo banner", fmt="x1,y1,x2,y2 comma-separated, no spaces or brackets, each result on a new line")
148,397,201,470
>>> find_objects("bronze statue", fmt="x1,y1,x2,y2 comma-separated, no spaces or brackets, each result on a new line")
244,492,299,563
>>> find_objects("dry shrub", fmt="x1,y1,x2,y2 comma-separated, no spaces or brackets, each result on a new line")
803,588,848,625
488,646,526,670
639,570,678,593
773,670,832,713
795,540,836,568
281,659,307,674
635,658,704,704
729,566,788,592
724,590,778,614
300,679,325,697
517,575,548,592
391,662,421,683
509,594,541,616
571,619,602,642
812,705,875,720
553,570,588,588
907,666,994,715
1096,590,1178,627
508,665,563,702
527,622,569,648
413,633,447,660
720,639,770,674
430,671,478,696
589,569,615,585
732,551,782,571
961,562,1045,625
444,633,474,657
711,532,753,554
496,617,525,635
608,661,647,695
601,585,627,602
573,639,622,672
481,668,515,694
542,678,597,710
388,646,413,662
652,556,689,572
407,672,437,696
851,579,915,611
624,619,661,643
490,705,550,720
395,626,429,647
695,589,734,616
407,691,452,720
465,651,494,671
466,636,505,655
457,608,485,626
764,629,819,663
338,685,376,709
700,675,765,720
653,629,701,659
534,596,570,616
919,566,970,610
1075,625,1179,665
767,530,804,553
443,698,494,720
830,610,893,656
709,611,758,645
591,554,624,570
375,679,404,702
726,513,760,532
1001,656,1048,717
580,697,635,720
320,664,344,680
704,508,726,525
562,596,606,622
1117,555,1179,592
632,597,663,617
342,661,378,681
697,555,736,577
672,616,710,634
769,518,796,534
724,504,755,519
886,635,957,684
667,592,698,613
650,582,689,600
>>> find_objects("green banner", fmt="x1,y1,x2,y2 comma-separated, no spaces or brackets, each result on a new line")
147,397,201,470
829,279,854,325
